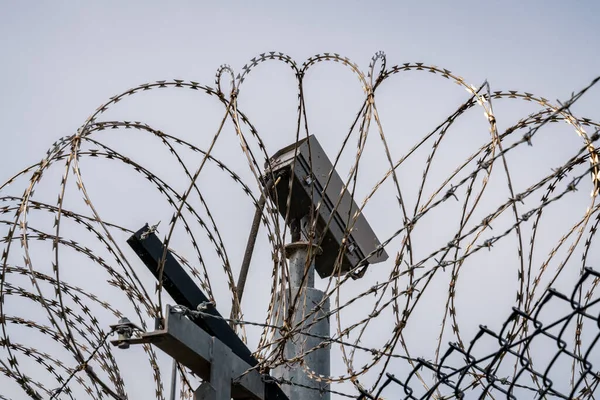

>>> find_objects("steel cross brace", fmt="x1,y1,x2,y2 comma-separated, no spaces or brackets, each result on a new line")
127,224,288,400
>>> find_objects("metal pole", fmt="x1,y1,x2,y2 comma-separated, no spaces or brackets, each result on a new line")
236,177,275,306
169,358,177,400
273,240,330,400
236,194,267,303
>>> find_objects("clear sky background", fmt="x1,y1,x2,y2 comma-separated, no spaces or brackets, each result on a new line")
1,0,599,168
1,1,599,399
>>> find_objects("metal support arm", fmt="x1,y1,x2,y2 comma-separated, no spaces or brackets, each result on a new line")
127,225,288,400
113,306,264,399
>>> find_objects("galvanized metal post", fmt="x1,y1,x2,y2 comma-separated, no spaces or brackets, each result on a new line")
273,241,330,400
169,359,177,400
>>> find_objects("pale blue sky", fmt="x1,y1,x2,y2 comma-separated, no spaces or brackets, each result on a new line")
1,1,599,172
1,1,599,399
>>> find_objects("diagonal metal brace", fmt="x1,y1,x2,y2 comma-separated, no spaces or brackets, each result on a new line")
127,224,255,365
127,224,288,400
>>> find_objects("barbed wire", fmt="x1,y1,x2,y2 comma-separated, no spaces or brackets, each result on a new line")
0,51,599,398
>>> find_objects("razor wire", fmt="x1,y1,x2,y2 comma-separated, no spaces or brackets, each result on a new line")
0,51,599,399
359,267,600,399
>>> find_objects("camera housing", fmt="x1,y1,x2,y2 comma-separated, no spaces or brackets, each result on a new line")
264,135,388,278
